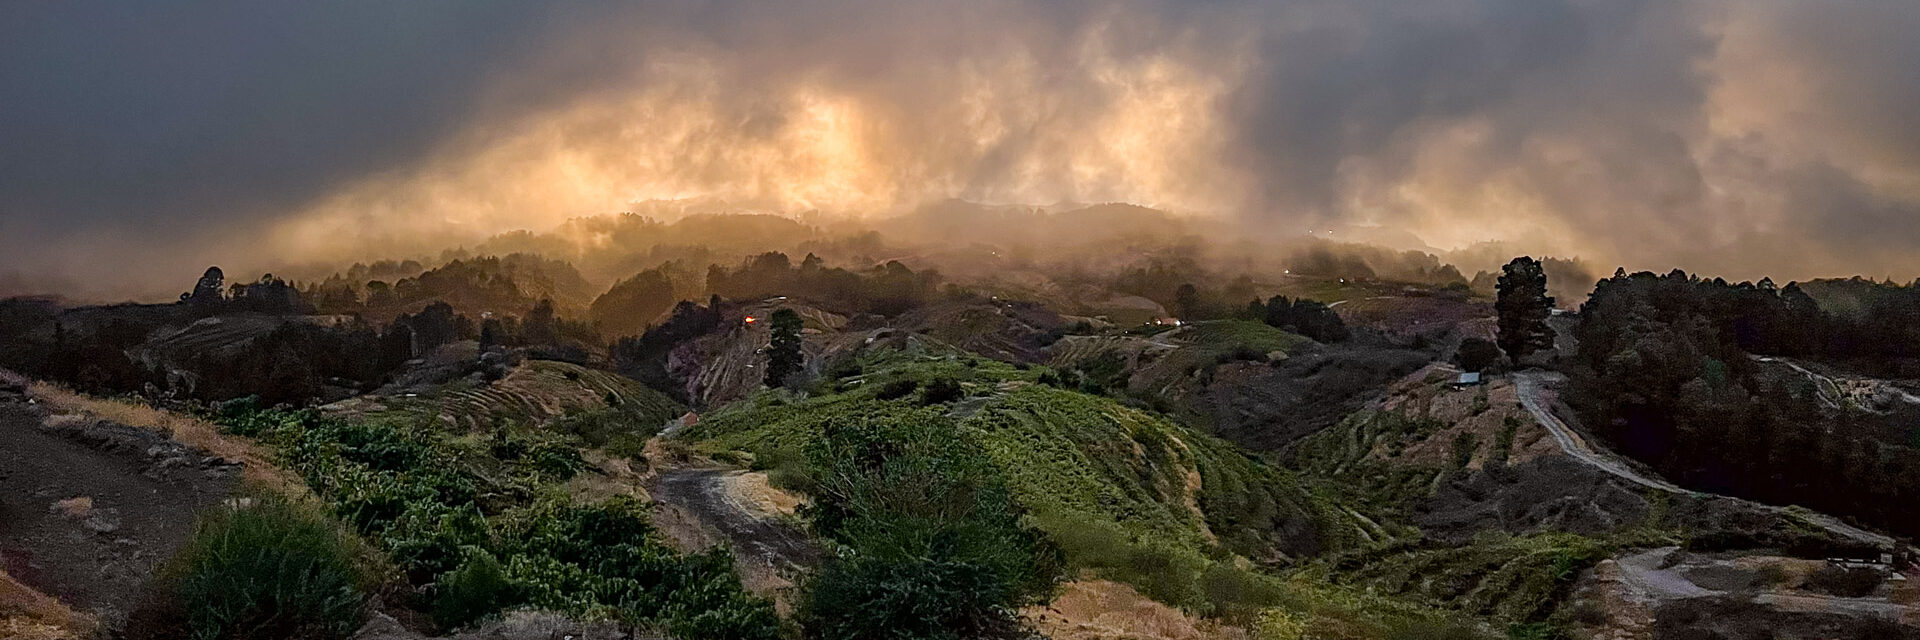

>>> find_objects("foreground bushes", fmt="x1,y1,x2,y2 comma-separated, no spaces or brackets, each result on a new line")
131,495,383,640
215,405,779,638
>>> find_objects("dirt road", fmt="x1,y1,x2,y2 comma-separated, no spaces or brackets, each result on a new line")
1513,370,1692,494
1754,355,1920,410
0,391,237,627
651,469,818,588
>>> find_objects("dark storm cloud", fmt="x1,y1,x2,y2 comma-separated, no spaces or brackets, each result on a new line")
3,0,1919,299
2,3,562,228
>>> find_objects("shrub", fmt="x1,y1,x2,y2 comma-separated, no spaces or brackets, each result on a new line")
798,408,1062,638
920,377,965,404
433,548,522,629
1450,432,1479,469
875,378,919,400
214,407,778,638
1454,338,1502,373
132,495,382,640
801,518,1052,640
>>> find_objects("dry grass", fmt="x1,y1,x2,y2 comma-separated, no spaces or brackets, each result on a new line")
25,381,303,494
0,569,95,640
1025,580,1249,640
562,449,654,504
720,471,806,518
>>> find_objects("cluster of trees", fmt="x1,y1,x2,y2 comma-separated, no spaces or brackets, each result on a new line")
705,252,944,317
180,267,314,316
1572,268,1920,538
1797,277,1920,370
305,255,593,319
9,263,617,406
1245,296,1349,343
610,298,726,404
1287,244,1468,285
181,321,402,405
11,318,158,396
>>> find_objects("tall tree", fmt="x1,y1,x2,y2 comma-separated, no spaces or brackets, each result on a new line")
183,266,226,314
523,299,558,345
1172,283,1203,319
765,308,804,388
1495,257,1556,364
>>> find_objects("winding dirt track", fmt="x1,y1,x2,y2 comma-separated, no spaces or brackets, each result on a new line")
651,469,818,577
1513,370,1692,495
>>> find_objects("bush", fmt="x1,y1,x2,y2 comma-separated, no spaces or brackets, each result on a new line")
798,408,1062,639
433,548,522,629
1454,338,1502,373
920,378,965,404
875,378,919,400
131,495,383,640
801,518,1052,640
214,407,779,638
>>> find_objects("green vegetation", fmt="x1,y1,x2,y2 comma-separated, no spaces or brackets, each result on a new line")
352,359,683,434
1494,257,1554,364
1183,320,1314,358
765,307,805,387
1314,533,1610,630
796,404,1060,639
133,495,384,640
216,404,777,638
687,347,1491,638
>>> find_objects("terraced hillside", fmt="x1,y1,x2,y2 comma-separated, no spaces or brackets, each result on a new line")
1288,364,1901,636
324,359,683,432
1329,294,1490,336
1045,319,1387,443
890,299,1068,363
678,346,1507,637
1048,321,1312,391
130,314,355,368
686,345,1371,565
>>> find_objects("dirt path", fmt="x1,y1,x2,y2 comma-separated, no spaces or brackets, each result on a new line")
0,390,238,629
650,469,818,598
1513,370,1693,495
1754,355,1920,410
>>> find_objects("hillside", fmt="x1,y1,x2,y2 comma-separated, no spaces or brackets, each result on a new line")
324,356,684,435
1289,362,1917,637
676,345,1502,637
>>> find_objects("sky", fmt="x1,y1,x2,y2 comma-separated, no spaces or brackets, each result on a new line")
4,1,1919,300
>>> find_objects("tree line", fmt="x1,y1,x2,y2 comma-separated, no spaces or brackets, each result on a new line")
1570,268,1920,539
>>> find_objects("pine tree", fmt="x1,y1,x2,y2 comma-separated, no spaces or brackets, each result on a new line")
1495,257,1556,364
765,308,804,388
